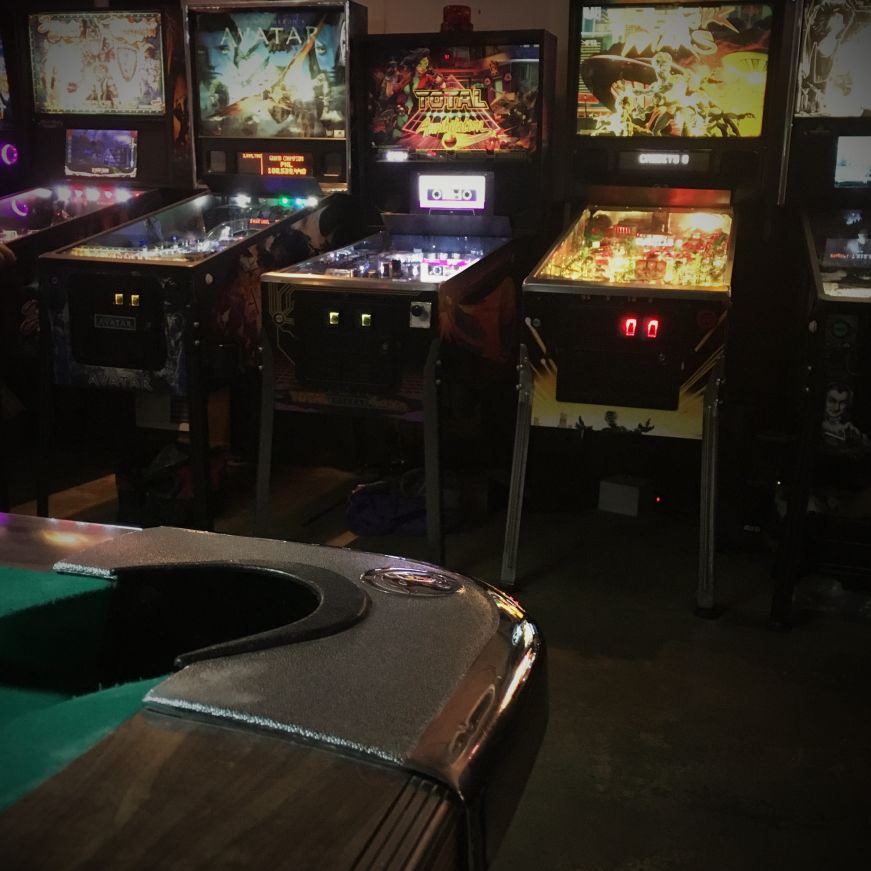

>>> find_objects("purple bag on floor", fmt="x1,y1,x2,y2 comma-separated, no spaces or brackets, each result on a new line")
345,470,427,536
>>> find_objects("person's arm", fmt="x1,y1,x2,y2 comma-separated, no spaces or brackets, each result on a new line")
0,242,15,267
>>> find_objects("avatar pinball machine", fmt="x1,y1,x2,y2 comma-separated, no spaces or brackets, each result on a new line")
500,2,798,601
36,1,366,529
771,0,871,626
255,29,555,562
1,5,194,512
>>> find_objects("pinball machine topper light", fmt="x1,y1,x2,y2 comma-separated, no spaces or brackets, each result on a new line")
796,0,871,118
192,9,347,139
29,12,165,116
65,130,138,179
367,42,541,157
575,4,772,137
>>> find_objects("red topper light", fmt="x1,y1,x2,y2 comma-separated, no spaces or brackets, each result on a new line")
646,318,660,339
621,316,637,337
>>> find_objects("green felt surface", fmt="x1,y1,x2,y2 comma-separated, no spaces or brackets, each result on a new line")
0,686,68,728
0,567,110,619
0,675,166,813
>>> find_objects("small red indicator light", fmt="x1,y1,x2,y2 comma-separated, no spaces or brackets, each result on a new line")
622,317,637,337
655,496,662,504
646,318,660,339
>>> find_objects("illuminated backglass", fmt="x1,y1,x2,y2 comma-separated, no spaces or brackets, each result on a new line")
367,41,541,158
575,4,772,137
192,8,347,139
29,12,165,115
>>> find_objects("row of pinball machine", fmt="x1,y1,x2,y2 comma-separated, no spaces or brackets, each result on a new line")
0,0,869,630
0,2,869,867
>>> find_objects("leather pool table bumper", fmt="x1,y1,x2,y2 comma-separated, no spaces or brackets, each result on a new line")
0,527,547,869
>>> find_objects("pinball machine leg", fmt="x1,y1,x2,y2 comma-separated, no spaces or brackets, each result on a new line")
424,339,444,567
36,308,54,519
770,349,820,630
254,340,276,538
186,339,213,532
500,345,534,588
696,355,725,617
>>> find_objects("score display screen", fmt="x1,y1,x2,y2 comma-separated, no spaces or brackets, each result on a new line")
367,41,541,158
29,12,165,115
0,32,10,125
575,4,772,137
65,130,138,178
621,315,660,338
834,137,871,188
193,8,347,140
237,151,312,177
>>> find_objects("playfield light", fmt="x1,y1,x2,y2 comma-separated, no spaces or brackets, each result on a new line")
233,193,252,207
385,151,409,163
279,195,291,207
85,187,100,203
57,185,72,201
305,196,319,208
116,188,132,203
0,143,19,167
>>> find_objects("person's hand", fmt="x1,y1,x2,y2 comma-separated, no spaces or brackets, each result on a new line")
0,241,15,267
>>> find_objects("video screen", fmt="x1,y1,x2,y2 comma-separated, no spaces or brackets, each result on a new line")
29,12,165,116
0,33,10,125
796,0,871,117
193,9,347,139
834,137,871,188
367,42,541,158
65,129,138,178
575,4,772,137
824,233,871,269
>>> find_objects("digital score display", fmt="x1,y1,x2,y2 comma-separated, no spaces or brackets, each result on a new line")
621,316,661,339
617,151,711,172
237,151,312,177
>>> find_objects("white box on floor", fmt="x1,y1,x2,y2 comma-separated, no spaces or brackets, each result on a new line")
598,475,652,517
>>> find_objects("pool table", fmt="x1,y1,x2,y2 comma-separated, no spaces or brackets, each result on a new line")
0,513,546,869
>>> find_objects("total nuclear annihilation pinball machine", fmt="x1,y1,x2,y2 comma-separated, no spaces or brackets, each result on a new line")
36,0,366,528
255,29,555,561
771,0,871,626
500,2,798,601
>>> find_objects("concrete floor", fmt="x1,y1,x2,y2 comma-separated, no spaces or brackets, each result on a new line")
6,445,871,870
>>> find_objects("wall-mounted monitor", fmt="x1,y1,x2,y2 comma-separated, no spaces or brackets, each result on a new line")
834,136,871,188
29,12,165,116
0,32,11,125
795,0,871,118
65,129,138,178
574,4,772,138
366,40,542,159
192,8,347,140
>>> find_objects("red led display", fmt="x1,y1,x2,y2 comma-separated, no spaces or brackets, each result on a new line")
620,315,661,339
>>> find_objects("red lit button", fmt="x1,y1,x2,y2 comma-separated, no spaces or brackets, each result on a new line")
622,317,637,337
646,318,660,339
